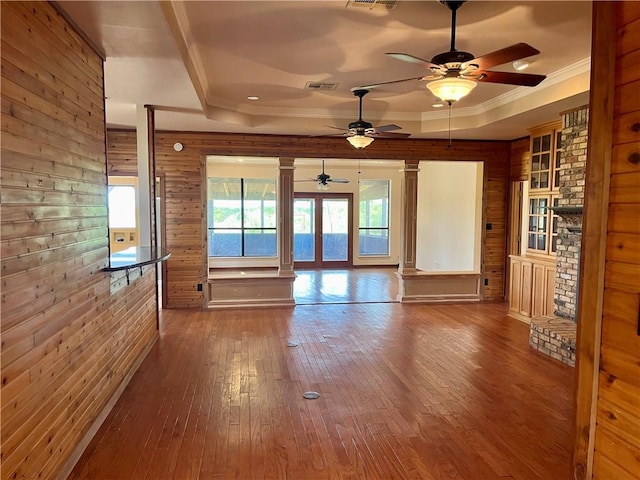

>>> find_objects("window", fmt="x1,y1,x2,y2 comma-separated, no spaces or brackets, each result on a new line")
530,132,553,190
208,178,277,257
359,180,389,256
527,197,549,251
527,195,560,255
107,176,139,253
553,130,563,190
108,185,136,228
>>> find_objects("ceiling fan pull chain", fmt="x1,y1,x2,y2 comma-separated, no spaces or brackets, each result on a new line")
447,100,453,148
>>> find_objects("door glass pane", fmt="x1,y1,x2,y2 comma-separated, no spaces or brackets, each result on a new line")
294,198,315,261
322,198,348,261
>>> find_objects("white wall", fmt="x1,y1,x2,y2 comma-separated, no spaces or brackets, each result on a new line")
415,161,483,273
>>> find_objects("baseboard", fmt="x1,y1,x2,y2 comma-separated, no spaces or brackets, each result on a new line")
508,311,532,324
56,334,158,480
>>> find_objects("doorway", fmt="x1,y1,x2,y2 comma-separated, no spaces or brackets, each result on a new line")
293,193,353,268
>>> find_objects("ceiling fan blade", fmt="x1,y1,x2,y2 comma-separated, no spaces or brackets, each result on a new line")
478,70,546,87
469,43,540,71
328,179,350,183
358,76,425,90
375,131,411,138
324,125,350,132
386,52,436,67
373,124,402,132
295,179,318,182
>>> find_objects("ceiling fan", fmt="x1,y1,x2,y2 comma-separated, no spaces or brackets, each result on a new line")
296,160,350,190
325,88,410,149
360,0,546,101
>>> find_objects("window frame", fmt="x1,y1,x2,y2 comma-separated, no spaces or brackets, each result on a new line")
526,193,560,256
526,122,562,257
207,177,277,258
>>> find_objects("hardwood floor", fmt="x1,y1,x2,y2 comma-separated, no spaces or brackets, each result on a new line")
294,268,399,304
69,302,574,480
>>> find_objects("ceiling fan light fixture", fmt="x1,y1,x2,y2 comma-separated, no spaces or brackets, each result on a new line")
316,182,330,191
512,60,529,71
426,78,477,103
347,135,374,149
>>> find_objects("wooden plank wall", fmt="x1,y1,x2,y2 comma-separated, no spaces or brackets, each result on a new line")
107,130,510,306
509,136,531,182
1,3,158,479
592,2,640,479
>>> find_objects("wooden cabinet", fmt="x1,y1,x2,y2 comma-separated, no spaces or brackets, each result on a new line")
526,122,561,256
508,255,556,323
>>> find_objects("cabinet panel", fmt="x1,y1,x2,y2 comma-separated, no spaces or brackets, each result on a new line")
509,257,522,312
519,261,533,317
532,263,546,318
532,263,557,318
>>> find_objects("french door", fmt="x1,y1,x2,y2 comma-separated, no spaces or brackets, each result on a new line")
293,193,352,268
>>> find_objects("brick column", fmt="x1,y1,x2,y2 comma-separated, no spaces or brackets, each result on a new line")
554,106,588,320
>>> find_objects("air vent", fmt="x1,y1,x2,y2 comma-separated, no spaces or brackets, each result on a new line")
304,81,339,91
346,0,397,10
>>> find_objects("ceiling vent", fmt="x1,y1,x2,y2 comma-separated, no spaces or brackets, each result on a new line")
305,81,339,91
346,0,397,10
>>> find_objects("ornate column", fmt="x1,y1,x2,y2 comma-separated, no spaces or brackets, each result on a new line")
278,157,295,277
398,159,420,275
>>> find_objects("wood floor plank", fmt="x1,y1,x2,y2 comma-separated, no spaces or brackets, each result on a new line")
69,297,574,480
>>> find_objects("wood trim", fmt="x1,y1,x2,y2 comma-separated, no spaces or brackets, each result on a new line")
528,120,563,137
157,173,169,309
145,106,160,327
200,153,208,309
572,2,616,479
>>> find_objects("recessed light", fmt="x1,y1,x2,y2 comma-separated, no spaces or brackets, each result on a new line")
432,103,445,108
247,96,259,101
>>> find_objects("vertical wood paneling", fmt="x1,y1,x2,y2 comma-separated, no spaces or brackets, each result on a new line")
509,136,531,182
483,146,509,299
591,3,640,479
574,2,640,479
107,131,510,306
1,3,158,479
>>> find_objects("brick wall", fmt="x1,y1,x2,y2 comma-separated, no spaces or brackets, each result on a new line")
554,106,588,320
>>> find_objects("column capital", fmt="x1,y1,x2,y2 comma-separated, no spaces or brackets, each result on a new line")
404,159,420,170
279,157,295,168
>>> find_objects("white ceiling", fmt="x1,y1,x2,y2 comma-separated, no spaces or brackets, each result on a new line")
59,0,593,141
